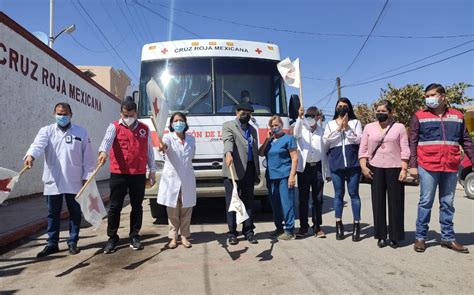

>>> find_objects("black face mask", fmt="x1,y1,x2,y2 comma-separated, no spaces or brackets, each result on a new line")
337,107,349,117
376,113,389,122
239,113,251,124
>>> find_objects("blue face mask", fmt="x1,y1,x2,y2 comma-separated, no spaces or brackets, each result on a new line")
271,127,282,135
425,96,440,109
172,121,186,133
56,115,70,127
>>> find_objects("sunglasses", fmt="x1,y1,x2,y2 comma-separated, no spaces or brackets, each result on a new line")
304,114,316,118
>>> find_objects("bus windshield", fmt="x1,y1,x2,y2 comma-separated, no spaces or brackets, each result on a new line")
139,57,287,117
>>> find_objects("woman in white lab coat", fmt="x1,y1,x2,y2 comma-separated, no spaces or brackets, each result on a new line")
157,112,196,249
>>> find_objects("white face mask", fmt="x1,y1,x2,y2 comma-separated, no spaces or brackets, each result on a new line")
306,118,316,127
425,95,441,109
123,117,136,126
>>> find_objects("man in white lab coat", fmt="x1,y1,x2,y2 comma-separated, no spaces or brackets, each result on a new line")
24,102,95,258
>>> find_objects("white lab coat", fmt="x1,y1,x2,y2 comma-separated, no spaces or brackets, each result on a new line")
293,118,329,179
25,124,95,195
157,132,196,208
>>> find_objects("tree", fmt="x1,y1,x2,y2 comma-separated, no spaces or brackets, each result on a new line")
354,82,472,127
353,103,374,128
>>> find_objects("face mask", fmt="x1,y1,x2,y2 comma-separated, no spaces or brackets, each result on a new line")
172,121,186,133
56,115,70,127
375,113,389,122
306,118,316,127
337,106,349,117
271,127,282,135
425,96,440,109
123,117,136,126
239,113,251,124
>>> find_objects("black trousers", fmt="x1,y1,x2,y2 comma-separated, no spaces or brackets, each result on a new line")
370,166,405,241
107,173,146,240
297,162,324,229
224,161,255,237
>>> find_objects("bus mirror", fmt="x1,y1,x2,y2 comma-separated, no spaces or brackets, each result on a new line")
132,90,139,102
289,94,300,120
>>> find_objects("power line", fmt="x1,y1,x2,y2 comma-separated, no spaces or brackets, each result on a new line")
352,39,474,84
77,0,138,79
69,34,126,53
147,1,473,40
115,0,144,45
343,48,474,88
302,76,335,81
341,0,390,76
135,1,201,38
126,0,154,42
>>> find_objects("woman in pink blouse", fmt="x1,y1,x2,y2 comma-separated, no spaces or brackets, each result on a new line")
359,100,410,249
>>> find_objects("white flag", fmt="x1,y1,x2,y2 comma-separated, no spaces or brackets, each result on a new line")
0,167,20,204
75,178,107,230
277,57,301,88
146,77,170,139
227,186,249,224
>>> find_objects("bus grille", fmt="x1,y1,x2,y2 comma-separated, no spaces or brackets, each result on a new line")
192,158,222,170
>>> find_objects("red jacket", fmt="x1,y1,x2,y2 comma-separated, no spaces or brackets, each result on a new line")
110,121,149,174
409,108,474,172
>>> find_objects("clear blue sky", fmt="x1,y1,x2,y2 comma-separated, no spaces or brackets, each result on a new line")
2,0,473,114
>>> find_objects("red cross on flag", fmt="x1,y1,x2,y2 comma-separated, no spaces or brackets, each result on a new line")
75,178,107,230
146,77,170,141
277,57,301,88
0,167,20,204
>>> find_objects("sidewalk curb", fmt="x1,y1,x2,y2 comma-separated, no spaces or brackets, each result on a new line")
0,195,110,250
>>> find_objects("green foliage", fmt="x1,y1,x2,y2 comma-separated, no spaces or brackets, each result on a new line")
354,82,473,127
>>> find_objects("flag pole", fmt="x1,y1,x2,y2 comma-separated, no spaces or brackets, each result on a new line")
75,162,104,200
18,166,30,176
228,163,238,188
298,60,304,108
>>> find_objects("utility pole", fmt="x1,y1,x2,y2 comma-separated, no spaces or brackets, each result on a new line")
48,0,54,48
336,76,341,99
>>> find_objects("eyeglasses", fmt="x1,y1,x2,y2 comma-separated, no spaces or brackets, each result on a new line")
304,114,316,118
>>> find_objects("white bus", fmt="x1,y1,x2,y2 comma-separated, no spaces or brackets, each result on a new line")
137,39,293,218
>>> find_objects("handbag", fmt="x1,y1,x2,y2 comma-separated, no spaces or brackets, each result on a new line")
360,122,395,184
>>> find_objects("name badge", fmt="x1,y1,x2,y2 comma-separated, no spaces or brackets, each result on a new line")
65,135,72,143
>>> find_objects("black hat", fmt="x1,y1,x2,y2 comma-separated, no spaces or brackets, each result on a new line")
235,101,254,112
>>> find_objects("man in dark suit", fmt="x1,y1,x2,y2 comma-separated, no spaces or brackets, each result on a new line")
222,102,260,245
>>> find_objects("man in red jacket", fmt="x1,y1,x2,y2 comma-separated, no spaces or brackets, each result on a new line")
98,99,156,254
409,83,473,254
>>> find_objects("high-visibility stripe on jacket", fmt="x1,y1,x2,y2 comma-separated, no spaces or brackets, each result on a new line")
411,108,466,172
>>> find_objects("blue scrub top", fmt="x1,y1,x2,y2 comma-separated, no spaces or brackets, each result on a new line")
265,133,297,180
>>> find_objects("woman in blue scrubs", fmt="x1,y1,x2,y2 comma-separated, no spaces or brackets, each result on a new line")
259,115,298,240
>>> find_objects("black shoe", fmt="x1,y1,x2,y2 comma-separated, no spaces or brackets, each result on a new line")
352,222,361,242
377,239,388,248
295,227,309,237
389,240,399,249
37,245,59,258
228,236,238,245
246,234,258,244
269,229,284,238
103,238,118,254
336,221,344,240
130,237,144,250
68,243,80,255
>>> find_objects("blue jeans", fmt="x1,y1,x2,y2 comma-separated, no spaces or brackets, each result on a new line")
46,194,82,246
416,166,457,241
331,167,361,221
269,178,295,233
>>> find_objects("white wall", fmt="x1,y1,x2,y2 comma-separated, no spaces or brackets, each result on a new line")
0,14,120,199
